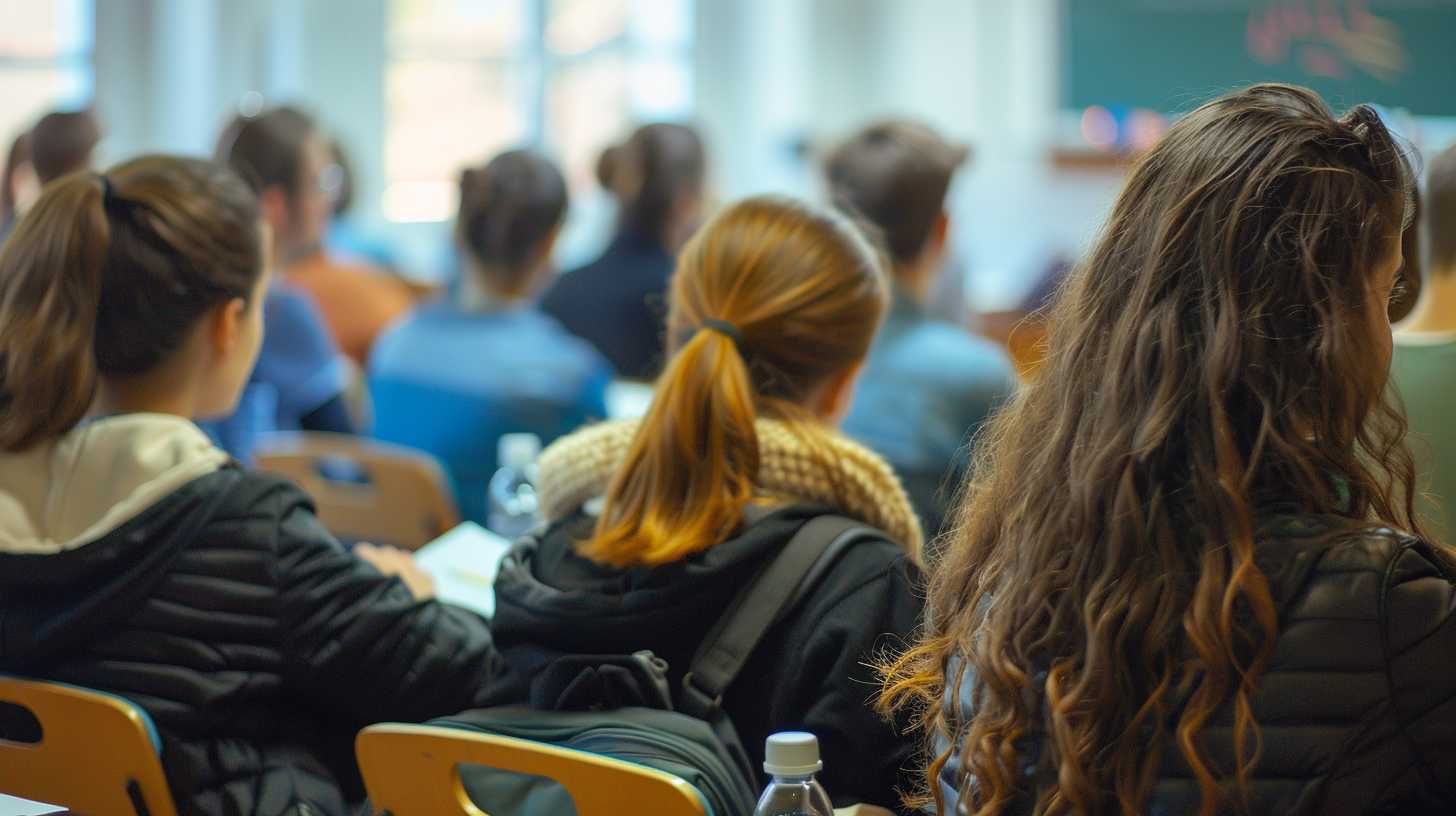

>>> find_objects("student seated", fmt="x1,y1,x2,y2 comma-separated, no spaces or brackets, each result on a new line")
881,84,1456,815
0,157,504,815
826,120,1017,535
541,123,706,381
0,132,34,243
491,196,924,811
370,150,612,524
220,106,414,365
203,109,364,461
1392,144,1456,540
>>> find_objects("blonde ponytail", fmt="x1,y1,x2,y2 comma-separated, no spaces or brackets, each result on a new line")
583,325,760,566
582,195,888,567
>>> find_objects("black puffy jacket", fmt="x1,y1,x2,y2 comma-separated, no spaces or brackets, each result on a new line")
937,518,1456,815
490,505,924,812
0,415,505,815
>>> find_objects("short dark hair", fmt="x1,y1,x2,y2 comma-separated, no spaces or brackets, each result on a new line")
216,105,317,197
1429,143,1456,274
824,119,969,268
30,109,100,184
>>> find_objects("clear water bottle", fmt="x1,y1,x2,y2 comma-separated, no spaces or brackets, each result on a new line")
753,732,834,816
487,433,541,539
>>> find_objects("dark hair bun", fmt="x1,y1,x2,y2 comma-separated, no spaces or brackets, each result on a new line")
596,144,623,190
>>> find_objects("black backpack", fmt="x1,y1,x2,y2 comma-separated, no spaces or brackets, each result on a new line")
430,513,881,815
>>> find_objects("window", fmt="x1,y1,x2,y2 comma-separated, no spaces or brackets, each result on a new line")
384,0,693,224
0,0,93,152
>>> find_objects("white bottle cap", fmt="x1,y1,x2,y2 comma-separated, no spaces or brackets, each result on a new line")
498,433,541,468
763,731,822,776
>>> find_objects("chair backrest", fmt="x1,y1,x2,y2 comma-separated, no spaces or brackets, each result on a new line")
0,676,178,816
356,723,708,816
254,431,460,551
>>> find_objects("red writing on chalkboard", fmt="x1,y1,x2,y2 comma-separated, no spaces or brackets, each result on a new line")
1246,0,1407,82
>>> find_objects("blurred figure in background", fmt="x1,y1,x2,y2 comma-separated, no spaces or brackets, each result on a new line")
224,106,414,364
1,109,99,244
29,108,101,185
827,120,1017,536
324,136,407,281
0,133,37,243
541,122,706,381
371,150,611,524
1392,144,1456,540
204,107,357,461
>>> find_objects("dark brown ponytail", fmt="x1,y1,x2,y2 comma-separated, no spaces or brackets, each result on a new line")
456,149,568,297
0,156,262,451
600,123,705,250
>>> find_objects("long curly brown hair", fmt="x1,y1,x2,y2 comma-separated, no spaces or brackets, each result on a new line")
880,84,1420,816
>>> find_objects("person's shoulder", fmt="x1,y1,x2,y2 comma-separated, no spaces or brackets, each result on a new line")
872,318,1016,404
770,510,921,600
1261,518,1448,619
525,309,615,375
201,467,316,524
540,259,600,307
367,302,439,370
886,317,1013,371
265,282,322,319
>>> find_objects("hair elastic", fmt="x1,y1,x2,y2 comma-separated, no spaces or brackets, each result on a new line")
699,318,743,347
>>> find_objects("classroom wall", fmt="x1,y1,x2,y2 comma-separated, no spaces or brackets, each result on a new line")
85,0,1456,308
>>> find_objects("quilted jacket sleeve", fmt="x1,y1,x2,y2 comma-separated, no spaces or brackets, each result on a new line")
1381,540,1456,809
268,484,507,725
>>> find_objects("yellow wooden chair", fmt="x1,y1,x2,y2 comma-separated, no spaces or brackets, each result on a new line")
0,676,177,816
356,723,707,816
253,431,460,551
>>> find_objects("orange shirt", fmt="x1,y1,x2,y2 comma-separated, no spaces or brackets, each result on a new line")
286,251,417,365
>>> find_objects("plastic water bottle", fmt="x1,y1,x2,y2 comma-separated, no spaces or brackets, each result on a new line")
753,732,834,816
487,433,541,539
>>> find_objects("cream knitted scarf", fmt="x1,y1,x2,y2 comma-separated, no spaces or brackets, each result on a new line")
535,418,925,561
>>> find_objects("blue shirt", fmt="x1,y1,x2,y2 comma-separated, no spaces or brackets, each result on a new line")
198,284,352,462
842,290,1018,534
369,301,613,524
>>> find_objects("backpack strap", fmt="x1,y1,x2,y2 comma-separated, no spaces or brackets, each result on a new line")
679,513,879,720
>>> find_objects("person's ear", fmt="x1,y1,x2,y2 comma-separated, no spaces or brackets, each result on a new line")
533,225,563,268
209,297,248,356
258,185,291,233
928,211,951,255
815,363,865,425
524,225,563,295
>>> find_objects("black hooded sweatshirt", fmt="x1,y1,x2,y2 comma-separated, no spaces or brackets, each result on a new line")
489,505,924,813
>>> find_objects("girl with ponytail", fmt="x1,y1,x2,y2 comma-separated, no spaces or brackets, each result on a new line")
540,122,708,380
0,157,504,815
370,149,612,525
881,84,1456,816
491,195,924,811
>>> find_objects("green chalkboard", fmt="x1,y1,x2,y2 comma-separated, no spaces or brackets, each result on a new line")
1064,0,1456,116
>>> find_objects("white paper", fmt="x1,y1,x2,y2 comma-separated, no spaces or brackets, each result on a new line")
0,793,67,816
415,522,513,618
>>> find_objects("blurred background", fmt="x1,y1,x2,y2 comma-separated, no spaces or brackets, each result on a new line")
6,0,1456,309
